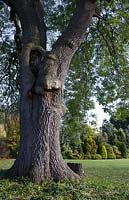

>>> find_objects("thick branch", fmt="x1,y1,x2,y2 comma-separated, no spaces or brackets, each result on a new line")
46,0,97,84
10,9,22,52
34,0,47,49
53,0,97,57
14,0,46,48
12,0,47,95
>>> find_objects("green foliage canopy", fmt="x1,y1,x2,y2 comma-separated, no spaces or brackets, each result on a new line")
0,0,129,129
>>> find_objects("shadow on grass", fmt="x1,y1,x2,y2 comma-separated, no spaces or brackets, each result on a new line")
0,169,32,185
0,169,19,181
0,169,10,179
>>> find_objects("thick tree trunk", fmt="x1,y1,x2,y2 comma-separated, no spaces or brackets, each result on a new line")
10,41,79,183
11,90,79,182
30,93,79,182
7,0,96,183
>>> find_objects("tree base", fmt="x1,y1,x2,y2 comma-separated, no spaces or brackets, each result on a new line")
9,158,80,183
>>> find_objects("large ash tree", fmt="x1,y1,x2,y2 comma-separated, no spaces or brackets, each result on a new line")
2,0,97,182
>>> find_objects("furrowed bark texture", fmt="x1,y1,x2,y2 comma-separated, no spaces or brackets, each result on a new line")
8,0,96,183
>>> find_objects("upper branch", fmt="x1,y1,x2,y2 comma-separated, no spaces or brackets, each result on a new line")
53,0,97,58
14,0,46,47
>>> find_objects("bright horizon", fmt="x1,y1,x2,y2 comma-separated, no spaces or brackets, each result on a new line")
90,101,110,128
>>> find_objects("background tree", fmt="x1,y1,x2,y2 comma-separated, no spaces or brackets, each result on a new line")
110,116,129,147
0,3,19,108
95,1,129,114
100,118,128,159
98,144,107,159
82,135,98,158
101,119,118,145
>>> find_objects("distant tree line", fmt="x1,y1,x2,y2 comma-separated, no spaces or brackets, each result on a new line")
0,106,129,160
61,117,129,160
0,107,19,158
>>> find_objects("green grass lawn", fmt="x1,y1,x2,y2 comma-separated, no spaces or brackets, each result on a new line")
0,159,129,200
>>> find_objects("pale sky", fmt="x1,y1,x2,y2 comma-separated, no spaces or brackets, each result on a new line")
89,101,110,128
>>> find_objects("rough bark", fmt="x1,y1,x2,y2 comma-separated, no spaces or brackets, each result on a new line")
5,0,97,183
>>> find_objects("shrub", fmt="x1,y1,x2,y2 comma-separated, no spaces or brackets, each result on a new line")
118,142,127,158
99,144,107,159
5,114,20,158
62,143,83,159
72,152,83,160
106,145,114,154
117,128,126,142
84,154,92,159
92,154,102,160
113,145,122,159
126,149,129,158
62,143,73,159
8,135,20,158
0,139,10,158
106,145,116,159
107,153,116,159
82,136,98,156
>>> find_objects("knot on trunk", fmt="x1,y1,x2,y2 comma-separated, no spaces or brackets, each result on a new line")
35,78,62,94
32,51,61,95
